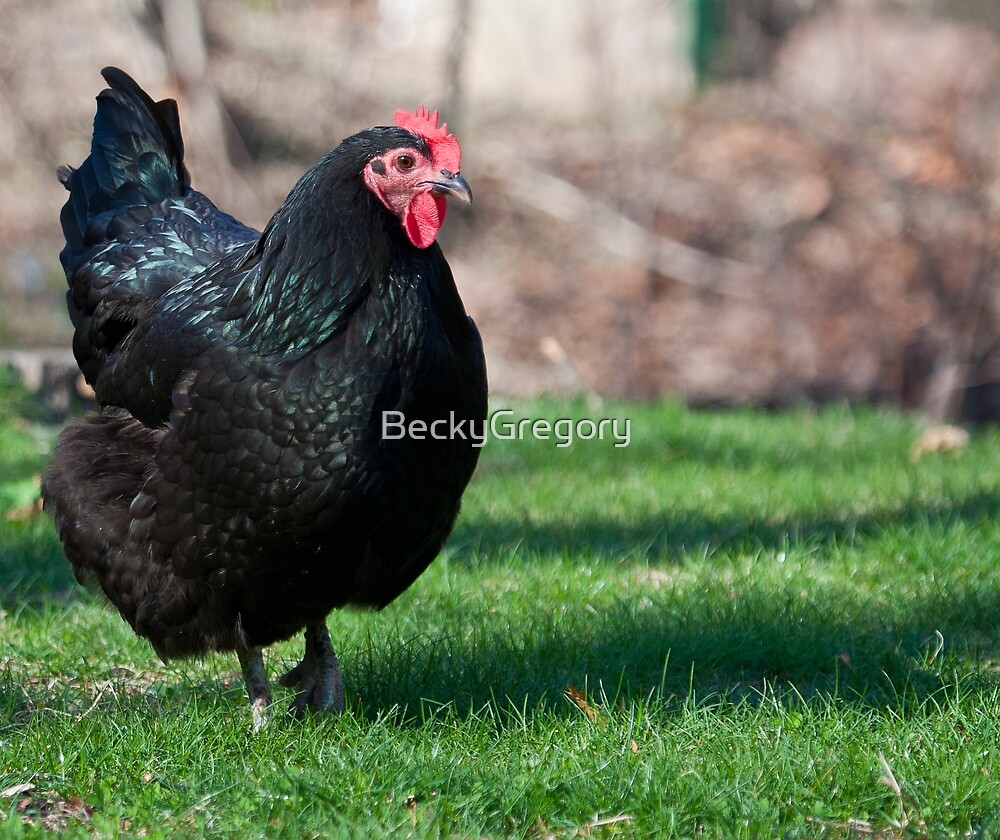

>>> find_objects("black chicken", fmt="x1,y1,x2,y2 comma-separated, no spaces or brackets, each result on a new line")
42,67,487,724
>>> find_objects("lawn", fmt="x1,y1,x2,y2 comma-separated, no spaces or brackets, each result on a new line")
2,379,1000,837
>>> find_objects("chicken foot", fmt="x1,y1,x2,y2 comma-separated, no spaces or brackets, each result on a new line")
237,644,273,732
279,622,345,715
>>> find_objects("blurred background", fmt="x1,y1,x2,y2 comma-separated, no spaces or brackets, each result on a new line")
2,0,1000,421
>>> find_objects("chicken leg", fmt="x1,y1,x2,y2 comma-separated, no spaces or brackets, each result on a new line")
279,622,345,715
237,644,272,732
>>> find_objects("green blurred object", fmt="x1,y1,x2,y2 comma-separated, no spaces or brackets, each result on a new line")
0,362,38,425
691,0,723,87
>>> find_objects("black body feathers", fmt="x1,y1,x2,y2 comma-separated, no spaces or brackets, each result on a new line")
43,68,487,662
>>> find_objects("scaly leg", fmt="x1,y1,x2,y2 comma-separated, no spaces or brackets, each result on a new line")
279,622,345,715
237,645,272,732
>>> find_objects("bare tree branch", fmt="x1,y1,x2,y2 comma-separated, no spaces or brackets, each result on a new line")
494,156,764,300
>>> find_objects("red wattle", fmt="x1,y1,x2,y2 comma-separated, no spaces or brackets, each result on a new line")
404,192,448,248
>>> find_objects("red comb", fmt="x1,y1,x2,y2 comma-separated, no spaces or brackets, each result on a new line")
395,105,450,142
394,106,462,173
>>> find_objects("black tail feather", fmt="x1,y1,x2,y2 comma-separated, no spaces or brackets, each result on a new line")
59,67,188,266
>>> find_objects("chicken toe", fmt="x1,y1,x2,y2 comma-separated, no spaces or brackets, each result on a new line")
279,623,345,715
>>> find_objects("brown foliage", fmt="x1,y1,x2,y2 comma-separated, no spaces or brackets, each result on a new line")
2,3,999,417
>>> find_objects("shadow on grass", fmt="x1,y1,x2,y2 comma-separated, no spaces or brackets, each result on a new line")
6,590,998,735
345,583,1000,726
360,487,1000,720
5,487,1000,724
0,516,78,608
448,487,1000,564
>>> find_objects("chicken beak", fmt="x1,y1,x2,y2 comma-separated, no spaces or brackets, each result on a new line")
427,170,473,205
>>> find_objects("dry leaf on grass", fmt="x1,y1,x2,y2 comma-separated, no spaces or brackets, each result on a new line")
5,496,42,522
15,791,94,830
1,783,35,799
564,685,599,721
911,425,970,460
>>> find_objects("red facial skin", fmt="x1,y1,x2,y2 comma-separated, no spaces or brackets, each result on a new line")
363,146,451,249
362,106,465,249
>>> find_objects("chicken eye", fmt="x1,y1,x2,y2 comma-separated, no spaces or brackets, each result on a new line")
395,154,416,172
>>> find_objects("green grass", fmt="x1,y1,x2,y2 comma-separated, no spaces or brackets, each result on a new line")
3,393,1000,837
